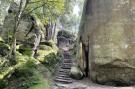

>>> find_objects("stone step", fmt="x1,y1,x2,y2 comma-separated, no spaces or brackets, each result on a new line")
64,56,72,59
57,71,69,75
55,78,73,84
59,70,70,73
63,60,72,63
55,76,72,80
62,63,72,65
58,71,69,74
61,66,71,69
63,53,72,58
59,69,70,72
56,75,71,78
62,64,72,67
61,65,71,69
61,64,71,67
57,74,70,78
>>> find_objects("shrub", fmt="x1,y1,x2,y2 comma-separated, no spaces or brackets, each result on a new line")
43,52,63,74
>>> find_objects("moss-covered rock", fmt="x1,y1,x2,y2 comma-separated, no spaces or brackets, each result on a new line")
0,52,50,89
4,62,50,89
18,45,33,56
37,42,58,62
40,41,53,48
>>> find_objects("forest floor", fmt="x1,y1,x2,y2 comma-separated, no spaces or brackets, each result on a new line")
52,78,135,89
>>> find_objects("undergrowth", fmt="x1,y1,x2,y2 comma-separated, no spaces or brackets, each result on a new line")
0,41,62,89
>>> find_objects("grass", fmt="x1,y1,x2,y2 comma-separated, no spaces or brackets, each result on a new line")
28,67,50,89
4,60,50,89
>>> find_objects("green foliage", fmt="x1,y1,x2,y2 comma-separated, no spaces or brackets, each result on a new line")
0,58,10,74
40,41,53,47
26,0,67,24
57,30,74,39
0,39,59,89
18,45,33,56
43,52,63,74
5,64,50,89
0,53,50,89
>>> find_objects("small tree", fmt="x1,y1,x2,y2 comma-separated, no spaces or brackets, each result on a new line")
8,0,29,61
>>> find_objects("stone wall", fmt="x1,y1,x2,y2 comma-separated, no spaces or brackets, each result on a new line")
79,0,135,85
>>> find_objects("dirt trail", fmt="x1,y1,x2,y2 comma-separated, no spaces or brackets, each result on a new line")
52,77,135,89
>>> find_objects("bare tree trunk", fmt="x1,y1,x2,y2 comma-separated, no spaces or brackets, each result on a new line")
52,22,56,40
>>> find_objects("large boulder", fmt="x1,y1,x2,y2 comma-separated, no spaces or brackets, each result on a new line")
70,66,84,80
78,0,135,86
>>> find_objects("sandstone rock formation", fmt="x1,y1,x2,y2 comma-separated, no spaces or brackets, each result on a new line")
78,0,135,86
2,2,46,57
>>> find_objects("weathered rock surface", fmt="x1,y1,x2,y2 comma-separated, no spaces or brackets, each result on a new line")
2,2,46,57
78,0,135,86
70,66,84,80
0,25,2,34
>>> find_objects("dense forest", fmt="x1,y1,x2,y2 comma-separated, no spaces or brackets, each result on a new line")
1,0,135,89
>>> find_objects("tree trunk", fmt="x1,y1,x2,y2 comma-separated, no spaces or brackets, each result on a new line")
9,0,28,61
52,22,56,41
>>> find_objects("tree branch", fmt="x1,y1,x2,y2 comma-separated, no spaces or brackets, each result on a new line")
27,3,47,14
28,1,41,4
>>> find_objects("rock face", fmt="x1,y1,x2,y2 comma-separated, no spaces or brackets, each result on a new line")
2,2,46,56
3,3,45,43
78,0,135,86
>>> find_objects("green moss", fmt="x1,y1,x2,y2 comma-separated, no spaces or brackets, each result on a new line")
28,68,50,89
37,43,58,62
0,41,58,89
39,45,52,50
3,54,50,89
40,42,53,47
18,45,33,56
0,37,4,42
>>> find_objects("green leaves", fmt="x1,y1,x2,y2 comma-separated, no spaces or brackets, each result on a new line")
25,0,66,24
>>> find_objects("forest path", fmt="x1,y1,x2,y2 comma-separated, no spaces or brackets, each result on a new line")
51,47,135,89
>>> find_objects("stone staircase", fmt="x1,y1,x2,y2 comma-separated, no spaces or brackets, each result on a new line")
54,51,73,84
